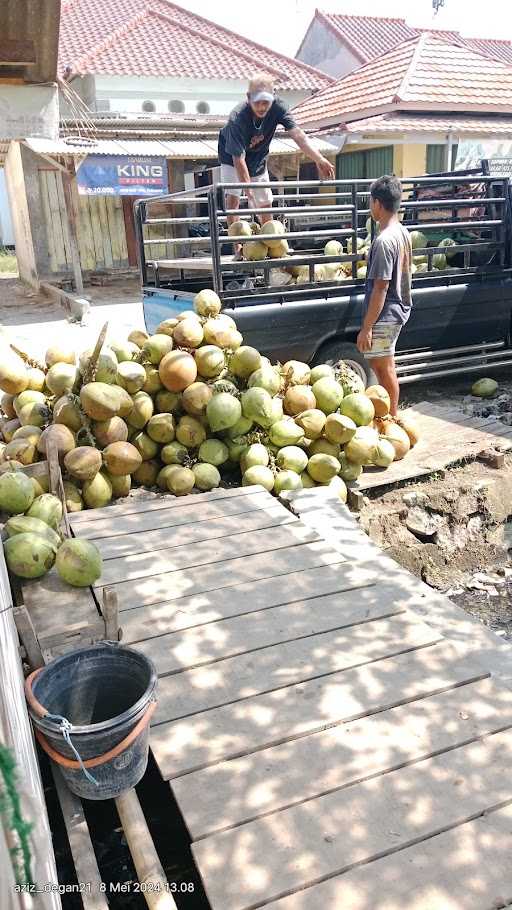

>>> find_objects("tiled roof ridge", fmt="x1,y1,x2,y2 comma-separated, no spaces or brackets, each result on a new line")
314,9,369,63
157,0,335,84
73,8,150,75
394,32,428,102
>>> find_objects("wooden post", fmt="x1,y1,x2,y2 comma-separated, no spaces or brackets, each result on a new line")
115,789,177,910
45,427,71,538
102,587,121,641
61,159,84,294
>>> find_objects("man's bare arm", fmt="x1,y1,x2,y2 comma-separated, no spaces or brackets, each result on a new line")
357,279,389,352
287,127,334,178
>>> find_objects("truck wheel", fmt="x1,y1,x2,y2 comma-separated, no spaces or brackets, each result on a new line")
313,341,374,386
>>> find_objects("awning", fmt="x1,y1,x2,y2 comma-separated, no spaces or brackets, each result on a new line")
24,134,337,160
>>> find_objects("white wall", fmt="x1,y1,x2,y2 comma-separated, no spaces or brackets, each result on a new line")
0,169,14,246
296,18,362,79
84,75,310,117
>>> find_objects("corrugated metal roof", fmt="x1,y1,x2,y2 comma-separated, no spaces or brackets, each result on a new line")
25,136,336,160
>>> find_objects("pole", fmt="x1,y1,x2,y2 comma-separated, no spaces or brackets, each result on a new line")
61,159,84,294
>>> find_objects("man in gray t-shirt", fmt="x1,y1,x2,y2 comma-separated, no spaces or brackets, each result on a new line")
357,175,412,416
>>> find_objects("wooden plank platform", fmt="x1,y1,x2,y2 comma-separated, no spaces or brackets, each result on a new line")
355,402,512,491
55,484,512,910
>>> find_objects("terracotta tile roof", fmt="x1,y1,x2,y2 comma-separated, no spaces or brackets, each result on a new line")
59,0,333,90
293,34,512,129
312,11,512,67
339,112,512,137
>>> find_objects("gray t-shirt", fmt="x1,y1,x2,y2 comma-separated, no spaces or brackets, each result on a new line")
363,222,413,325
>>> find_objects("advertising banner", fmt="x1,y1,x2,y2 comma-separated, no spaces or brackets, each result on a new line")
77,155,168,196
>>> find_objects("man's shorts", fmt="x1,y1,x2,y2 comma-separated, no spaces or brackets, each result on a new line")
220,165,273,208
365,322,402,360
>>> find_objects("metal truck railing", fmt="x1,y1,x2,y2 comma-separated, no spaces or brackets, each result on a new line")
134,173,510,304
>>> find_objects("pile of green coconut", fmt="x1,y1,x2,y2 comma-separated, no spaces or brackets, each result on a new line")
0,289,420,578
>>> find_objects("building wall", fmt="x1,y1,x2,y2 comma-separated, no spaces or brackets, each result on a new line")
68,75,308,117
296,18,362,78
393,144,427,178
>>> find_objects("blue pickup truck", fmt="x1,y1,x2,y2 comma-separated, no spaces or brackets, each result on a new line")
138,168,512,385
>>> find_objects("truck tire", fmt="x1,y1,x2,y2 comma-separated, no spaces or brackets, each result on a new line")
313,341,374,386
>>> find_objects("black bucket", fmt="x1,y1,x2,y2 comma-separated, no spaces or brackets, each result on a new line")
26,642,157,800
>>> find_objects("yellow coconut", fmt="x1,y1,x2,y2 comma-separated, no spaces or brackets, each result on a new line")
45,346,76,367
82,471,112,509
284,385,316,416
107,473,131,498
80,383,121,421
159,350,197,392
62,480,84,512
365,384,391,418
93,416,129,448
53,395,83,432
132,459,160,487
0,351,28,395
37,425,75,459
26,368,46,392
182,382,213,417
64,446,102,482
127,329,149,348
126,391,154,430
103,441,142,476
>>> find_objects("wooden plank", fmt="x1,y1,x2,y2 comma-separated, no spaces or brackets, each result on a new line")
95,523,320,588
51,767,108,910
70,484,265,526
100,540,346,613
175,676,512,840
153,614,442,723
78,196,98,271
121,561,367,643
95,504,295,559
193,729,512,910
13,604,44,669
55,171,74,268
114,194,129,264
260,803,512,910
136,585,403,676
74,490,276,542
105,195,122,265
150,642,488,779
22,569,103,647
39,170,58,272
88,196,106,268
97,195,114,268
46,170,67,269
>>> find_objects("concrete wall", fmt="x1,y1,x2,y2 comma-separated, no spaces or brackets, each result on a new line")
73,76,309,117
393,144,427,178
296,18,362,78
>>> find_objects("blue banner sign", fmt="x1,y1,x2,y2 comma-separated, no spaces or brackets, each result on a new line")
77,155,168,196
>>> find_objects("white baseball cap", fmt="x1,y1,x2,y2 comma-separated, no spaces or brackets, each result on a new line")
250,91,274,103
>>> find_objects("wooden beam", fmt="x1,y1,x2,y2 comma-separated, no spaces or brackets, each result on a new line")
61,161,84,294
0,39,36,66
115,789,177,910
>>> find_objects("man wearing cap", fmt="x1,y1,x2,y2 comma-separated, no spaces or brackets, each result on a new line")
218,73,334,242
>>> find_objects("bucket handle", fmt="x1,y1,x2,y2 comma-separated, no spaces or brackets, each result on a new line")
25,668,157,771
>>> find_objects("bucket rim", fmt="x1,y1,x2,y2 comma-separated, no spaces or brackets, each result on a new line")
28,642,158,736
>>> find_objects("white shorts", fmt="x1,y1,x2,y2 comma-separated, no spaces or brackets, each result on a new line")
220,165,273,209
365,322,402,359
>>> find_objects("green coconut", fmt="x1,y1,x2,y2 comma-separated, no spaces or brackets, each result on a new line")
195,345,225,379
248,364,282,396
202,317,239,350
12,425,42,444
173,319,204,349
155,390,182,413
182,382,213,417
142,334,174,365
128,329,149,348
276,446,308,474
161,441,189,465
241,387,275,428
300,471,317,489
339,392,375,426
227,220,252,239
282,360,311,386
471,377,498,398
126,391,154,430
18,401,50,428
37,425,75,459
409,230,427,250
339,453,363,482
82,471,113,509
229,346,261,379
79,347,118,384
0,471,35,514
176,415,206,448
274,471,302,494
241,443,269,473
107,473,131,499
193,463,221,491
56,539,103,587
194,288,222,317
146,413,175,444
26,368,46,392
64,446,102,482
116,361,147,394
102,441,143,476
372,438,396,467
307,453,341,483
198,439,229,466
242,465,274,491
5,515,61,548
80,382,121,421
155,319,179,338
227,438,248,464
157,465,176,491
1,394,16,419
110,339,140,362
4,533,56,579
93,416,129,448
312,377,344,414
45,363,78,397
344,426,380,465
1,418,21,441
132,432,159,461
309,364,335,384
14,389,46,416
142,366,164,396
133,459,160,487
329,475,348,503
226,416,253,439
166,465,195,496
62,480,84,512
3,438,37,466
243,240,268,261
26,492,63,529
324,413,357,445
309,438,341,458
269,418,304,448
206,393,242,432
294,408,326,440
45,346,75,367
53,395,83,432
